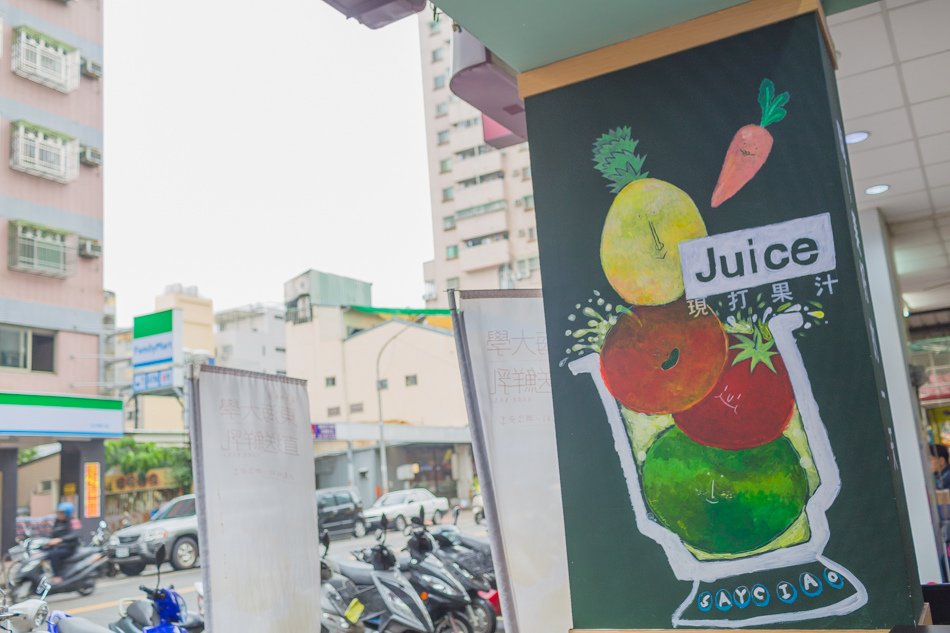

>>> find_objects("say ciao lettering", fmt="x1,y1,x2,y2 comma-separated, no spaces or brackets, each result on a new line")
680,214,836,299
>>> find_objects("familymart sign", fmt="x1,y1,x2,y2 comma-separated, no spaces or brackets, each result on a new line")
133,309,183,369
0,393,123,437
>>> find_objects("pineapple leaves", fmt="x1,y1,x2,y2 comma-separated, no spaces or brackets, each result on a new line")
758,78,790,128
592,127,648,193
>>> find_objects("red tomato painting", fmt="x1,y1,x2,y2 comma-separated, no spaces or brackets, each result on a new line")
674,332,795,450
600,300,727,415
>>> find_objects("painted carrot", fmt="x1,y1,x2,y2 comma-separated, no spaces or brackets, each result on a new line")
710,78,789,208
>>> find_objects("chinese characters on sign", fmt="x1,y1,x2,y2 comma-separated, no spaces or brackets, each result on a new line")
83,462,101,519
215,397,301,481
485,330,552,414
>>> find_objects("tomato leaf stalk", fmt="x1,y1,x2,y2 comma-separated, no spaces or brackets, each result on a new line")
729,328,778,374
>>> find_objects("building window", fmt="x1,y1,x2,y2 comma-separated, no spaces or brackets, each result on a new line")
446,245,459,260
516,255,541,278
275,347,286,353
446,277,460,290
499,264,515,290
464,232,508,248
439,158,452,173
443,215,456,230
455,147,475,161
423,280,436,301
456,200,507,220
378,379,389,390
11,27,81,93
10,122,80,184
442,186,455,201
7,222,77,278
428,21,441,35
478,170,504,184
0,325,54,373
528,227,537,241
523,194,535,210
519,142,529,150
434,75,446,89
327,406,341,417
453,118,479,129
457,177,477,190
406,375,418,387
432,47,444,61
350,403,364,413
522,166,532,180
435,102,448,117
437,130,450,145
326,376,336,387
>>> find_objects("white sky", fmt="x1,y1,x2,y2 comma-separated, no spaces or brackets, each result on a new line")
103,1,432,328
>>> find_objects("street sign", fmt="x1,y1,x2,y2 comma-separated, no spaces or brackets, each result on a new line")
132,368,177,394
313,424,336,441
132,309,184,394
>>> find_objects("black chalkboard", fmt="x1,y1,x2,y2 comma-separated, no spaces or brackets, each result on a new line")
525,13,922,630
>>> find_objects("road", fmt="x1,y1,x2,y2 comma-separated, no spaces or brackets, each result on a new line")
50,513,489,627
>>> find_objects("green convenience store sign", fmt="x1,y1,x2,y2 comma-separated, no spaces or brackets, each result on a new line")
0,392,123,437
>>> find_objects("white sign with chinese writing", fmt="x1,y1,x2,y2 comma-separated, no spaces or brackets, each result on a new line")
460,291,573,633
680,213,836,299
191,366,321,633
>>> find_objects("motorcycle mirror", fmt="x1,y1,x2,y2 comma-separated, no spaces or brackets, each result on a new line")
453,506,461,525
155,543,167,566
321,529,330,555
411,515,424,527
380,514,389,530
99,520,107,529
374,529,383,541
38,577,51,601
418,506,425,521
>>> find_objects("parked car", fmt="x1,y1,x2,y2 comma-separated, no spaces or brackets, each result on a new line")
107,494,199,575
316,486,366,538
363,488,450,532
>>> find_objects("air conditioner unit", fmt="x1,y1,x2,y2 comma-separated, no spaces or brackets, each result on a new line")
81,147,102,166
512,169,520,177
514,199,523,207
79,239,101,259
81,59,103,79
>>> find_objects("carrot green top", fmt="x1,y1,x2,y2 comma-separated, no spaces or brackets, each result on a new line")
592,126,649,193
758,78,790,128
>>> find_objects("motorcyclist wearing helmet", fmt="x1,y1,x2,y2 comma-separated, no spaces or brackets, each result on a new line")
46,502,80,583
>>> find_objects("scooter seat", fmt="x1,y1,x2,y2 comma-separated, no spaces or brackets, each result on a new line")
175,612,205,632
127,599,158,627
56,617,112,633
336,560,376,586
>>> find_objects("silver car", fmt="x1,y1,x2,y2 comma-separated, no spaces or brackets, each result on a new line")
107,494,200,575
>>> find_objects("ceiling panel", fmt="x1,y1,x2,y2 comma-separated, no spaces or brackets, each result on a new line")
854,167,927,200
884,0,920,8
843,109,913,150
900,50,950,103
891,229,942,248
888,0,950,60
926,163,950,188
932,185,950,208
910,96,950,137
832,15,894,76
848,140,920,178
827,2,881,24
920,132,950,165
837,66,905,118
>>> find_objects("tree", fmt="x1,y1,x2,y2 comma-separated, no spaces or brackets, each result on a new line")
105,437,194,493
17,447,38,465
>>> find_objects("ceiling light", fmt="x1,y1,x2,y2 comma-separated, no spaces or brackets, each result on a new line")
845,131,869,144
865,184,889,195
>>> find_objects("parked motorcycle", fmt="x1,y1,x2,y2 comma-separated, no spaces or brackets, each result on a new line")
402,510,489,633
108,544,204,633
470,496,484,525
11,534,108,600
430,510,496,591
318,532,366,633
0,577,111,633
89,521,119,578
325,514,434,633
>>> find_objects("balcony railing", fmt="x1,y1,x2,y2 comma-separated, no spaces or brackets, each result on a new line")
12,27,80,93
459,238,510,272
7,222,77,278
10,122,80,184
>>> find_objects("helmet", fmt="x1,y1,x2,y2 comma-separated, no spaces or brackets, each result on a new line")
56,502,75,518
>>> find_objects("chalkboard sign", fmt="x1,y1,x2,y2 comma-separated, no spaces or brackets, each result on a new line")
525,13,922,630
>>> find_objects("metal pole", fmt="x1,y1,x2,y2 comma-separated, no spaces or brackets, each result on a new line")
375,320,417,496
347,441,355,487
448,290,520,633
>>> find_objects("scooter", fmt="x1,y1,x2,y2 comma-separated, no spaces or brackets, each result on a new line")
469,496,484,526
89,521,119,578
319,532,366,633
401,510,482,633
326,514,434,633
0,578,111,633
11,537,107,601
108,544,204,633
429,510,495,590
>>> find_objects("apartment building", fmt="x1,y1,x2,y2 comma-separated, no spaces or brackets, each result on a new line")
417,16,541,308
214,303,287,375
0,2,105,396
